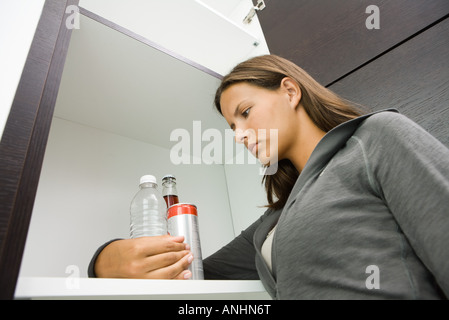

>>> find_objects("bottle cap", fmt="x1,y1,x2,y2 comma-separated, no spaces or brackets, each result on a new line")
162,174,176,181
140,175,157,185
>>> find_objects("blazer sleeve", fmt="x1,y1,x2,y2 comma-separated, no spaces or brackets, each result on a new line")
87,239,122,278
203,210,273,280
367,112,449,296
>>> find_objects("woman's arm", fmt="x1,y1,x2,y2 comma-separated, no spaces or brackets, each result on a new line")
89,209,273,280
203,217,262,280
366,112,449,296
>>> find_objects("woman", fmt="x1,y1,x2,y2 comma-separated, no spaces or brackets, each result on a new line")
89,55,449,299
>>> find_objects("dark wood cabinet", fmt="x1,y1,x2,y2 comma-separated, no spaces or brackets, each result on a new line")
330,18,449,147
257,0,449,85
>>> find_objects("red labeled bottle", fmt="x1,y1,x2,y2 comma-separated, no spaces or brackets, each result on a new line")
162,174,179,208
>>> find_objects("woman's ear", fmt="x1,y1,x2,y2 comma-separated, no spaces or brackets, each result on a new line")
281,77,302,109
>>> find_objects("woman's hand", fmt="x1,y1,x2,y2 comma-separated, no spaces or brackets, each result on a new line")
94,235,193,279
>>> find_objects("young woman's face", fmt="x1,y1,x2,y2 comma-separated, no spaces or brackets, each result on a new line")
220,80,301,165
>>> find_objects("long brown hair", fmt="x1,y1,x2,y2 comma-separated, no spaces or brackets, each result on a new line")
214,55,364,210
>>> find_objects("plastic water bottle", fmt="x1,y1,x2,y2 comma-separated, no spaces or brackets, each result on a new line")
130,175,167,238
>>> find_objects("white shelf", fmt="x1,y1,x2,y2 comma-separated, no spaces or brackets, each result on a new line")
15,277,271,300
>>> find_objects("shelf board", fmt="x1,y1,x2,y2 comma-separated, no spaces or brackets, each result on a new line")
15,277,271,300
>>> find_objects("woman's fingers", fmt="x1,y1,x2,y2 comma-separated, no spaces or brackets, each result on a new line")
142,250,191,272
144,251,194,279
132,235,187,258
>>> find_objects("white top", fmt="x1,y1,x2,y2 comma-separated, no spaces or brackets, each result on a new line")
261,225,277,272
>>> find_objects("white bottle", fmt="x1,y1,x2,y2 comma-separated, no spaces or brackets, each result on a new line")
130,175,167,238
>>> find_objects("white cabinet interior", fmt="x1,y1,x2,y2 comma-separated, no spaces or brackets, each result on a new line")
18,10,267,288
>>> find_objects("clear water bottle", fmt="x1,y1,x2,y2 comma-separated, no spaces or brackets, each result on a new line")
130,175,167,238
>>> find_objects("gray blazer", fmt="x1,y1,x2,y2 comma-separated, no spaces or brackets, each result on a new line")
203,110,449,299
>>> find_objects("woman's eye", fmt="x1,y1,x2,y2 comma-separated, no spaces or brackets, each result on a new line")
242,108,251,118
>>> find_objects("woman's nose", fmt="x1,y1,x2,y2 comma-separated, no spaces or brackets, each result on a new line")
234,128,247,144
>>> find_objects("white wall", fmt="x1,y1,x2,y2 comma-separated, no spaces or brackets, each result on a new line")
0,0,45,139
19,118,235,277
224,151,268,235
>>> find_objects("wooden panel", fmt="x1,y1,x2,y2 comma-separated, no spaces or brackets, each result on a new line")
329,18,449,147
257,0,449,85
0,0,77,299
